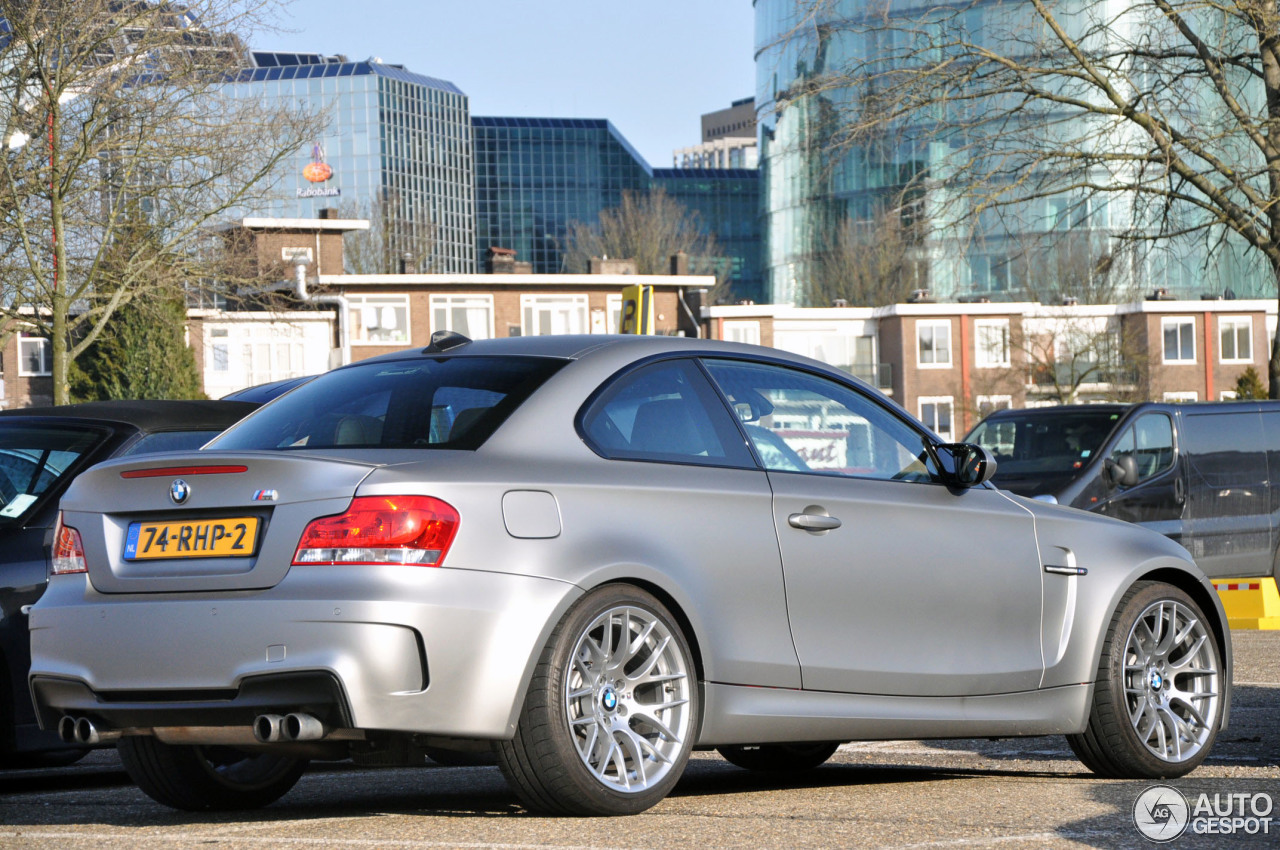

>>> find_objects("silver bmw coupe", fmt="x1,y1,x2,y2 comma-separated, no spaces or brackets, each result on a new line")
29,334,1230,815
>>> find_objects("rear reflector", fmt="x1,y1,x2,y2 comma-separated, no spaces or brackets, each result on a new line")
120,465,248,479
293,496,460,567
52,513,87,575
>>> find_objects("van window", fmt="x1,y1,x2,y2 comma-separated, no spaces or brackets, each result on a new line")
1110,413,1174,482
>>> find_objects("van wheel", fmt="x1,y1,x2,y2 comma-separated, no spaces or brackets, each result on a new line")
1067,582,1223,778
495,585,698,816
718,741,840,771
118,736,306,810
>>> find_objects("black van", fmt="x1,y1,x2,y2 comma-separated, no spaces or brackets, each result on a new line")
965,401,1280,579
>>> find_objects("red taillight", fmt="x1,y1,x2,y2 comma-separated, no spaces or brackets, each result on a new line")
292,496,460,567
51,513,87,575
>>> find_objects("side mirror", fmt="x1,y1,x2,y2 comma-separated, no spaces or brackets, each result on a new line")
1103,454,1140,488
937,443,998,488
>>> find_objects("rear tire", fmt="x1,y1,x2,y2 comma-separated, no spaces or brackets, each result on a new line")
118,737,307,811
717,741,840,772
1067,581,1223,778
495,584,699,816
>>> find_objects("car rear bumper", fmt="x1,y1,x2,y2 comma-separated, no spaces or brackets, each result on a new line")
28,564,580,740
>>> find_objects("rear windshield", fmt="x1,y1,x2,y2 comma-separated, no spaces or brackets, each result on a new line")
208,356,565,451
967,409,1123,473
118,430,227,457
0,424,107,526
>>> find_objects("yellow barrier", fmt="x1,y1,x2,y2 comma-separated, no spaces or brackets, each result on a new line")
1213,577,1280,630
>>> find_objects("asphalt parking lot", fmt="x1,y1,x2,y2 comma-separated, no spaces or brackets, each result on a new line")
1,630,1277,850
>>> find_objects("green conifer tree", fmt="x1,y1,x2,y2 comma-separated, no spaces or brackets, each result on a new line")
1234,366,1268,401
72,291,205,401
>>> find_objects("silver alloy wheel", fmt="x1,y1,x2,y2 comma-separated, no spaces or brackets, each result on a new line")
564,604,693,794
1123,598,1220,763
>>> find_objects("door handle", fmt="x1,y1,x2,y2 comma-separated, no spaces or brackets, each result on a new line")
1174,476,1185,506
788,512,842,531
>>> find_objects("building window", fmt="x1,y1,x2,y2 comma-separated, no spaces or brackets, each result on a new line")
348,295,410,345
209,327,231,372
521,294,589,335
1162,318,1195,363
1163,391,1198,403
607,294,623,334
919,396,954,441
431,294,493,340
18,333,52,376
976,395,1013,418
1220,390,1238,401
974,320,1010,368
723,321,761,345
917,320,951,367
1219,317,1252,364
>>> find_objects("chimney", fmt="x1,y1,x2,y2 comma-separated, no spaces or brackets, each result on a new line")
670,250,690,276
318,208,338,220
399,252,417,274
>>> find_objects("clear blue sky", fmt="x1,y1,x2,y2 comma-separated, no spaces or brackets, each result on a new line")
262,0,757,167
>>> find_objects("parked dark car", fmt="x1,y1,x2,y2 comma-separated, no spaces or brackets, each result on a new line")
0,400,257,767
966,401,1280,578
220,375,315,404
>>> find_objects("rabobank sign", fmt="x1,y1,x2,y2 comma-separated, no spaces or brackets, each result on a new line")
297,186,341,198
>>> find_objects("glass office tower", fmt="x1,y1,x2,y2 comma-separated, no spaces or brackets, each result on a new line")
652,168,763,303
471,117,651,274
229,52,475,273
755,0,1271,304
473,118,763,298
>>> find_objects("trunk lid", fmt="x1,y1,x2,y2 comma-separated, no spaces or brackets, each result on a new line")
60,451,379,594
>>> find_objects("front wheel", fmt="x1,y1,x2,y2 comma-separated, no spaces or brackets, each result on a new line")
118,737,307,811
1067,581,1223,778
718,741,840,772
495,584,699,816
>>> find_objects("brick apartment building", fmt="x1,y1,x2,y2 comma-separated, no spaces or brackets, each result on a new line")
702,297,1278,440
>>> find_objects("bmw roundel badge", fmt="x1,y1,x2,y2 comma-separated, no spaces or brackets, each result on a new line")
169,479,191,505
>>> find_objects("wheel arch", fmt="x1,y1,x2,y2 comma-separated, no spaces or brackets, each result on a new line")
1132,566,1233,729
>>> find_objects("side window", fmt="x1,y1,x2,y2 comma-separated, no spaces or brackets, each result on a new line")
701,359,939,483
1110,413,1174,482
580,360,754,468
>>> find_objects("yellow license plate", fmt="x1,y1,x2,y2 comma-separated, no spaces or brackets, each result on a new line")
124,518,259,560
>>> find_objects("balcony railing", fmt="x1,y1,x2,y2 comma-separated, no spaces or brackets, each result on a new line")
845,363,893,390
1027,363,1139,387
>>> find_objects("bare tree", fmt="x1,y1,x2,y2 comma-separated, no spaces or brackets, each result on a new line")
338,190,437,275
1020,311,1148,404
768,0,1280,394
0,0,324,403
563,189,731,299
808,203,927,306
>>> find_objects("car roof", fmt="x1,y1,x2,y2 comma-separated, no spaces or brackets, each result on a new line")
983,403,1132,419
0,399,259,432
348,334,837,371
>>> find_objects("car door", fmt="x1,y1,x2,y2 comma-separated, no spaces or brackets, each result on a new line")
1180,407,1271,577
701,358,1044,697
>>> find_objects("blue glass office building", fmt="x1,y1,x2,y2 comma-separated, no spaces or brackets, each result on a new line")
473,117,763,298
229,52,475,273
652,168,763,303
471,118,650,274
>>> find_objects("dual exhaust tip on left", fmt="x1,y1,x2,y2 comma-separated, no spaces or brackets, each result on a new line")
57,712,327,746
57,716,118,745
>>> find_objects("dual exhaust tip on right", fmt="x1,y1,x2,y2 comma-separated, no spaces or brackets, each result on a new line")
252,712,326,743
